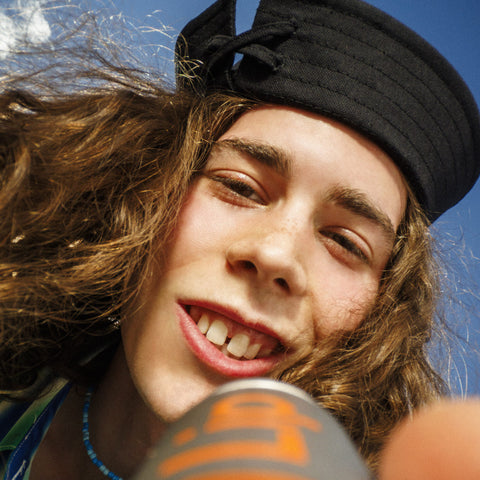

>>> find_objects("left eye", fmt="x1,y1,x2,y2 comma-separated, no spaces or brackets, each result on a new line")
210,175,265,204
321,230,369,264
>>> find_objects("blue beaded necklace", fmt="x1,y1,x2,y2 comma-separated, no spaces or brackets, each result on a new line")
82,386,123,480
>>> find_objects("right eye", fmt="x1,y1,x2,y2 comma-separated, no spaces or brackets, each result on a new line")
209,174,266,205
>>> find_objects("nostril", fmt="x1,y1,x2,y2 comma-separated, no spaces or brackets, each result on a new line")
240,260,257,271
274,277,289,291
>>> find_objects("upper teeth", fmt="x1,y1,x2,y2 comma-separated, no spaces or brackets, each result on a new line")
206,319,228,345
196,314,273,360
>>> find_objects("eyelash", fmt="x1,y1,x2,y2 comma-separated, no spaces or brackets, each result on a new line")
321,230,369,264
208,174,369,264
210,175,265,204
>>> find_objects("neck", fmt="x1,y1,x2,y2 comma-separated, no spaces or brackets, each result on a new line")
85,347,168,478
31,347,167,480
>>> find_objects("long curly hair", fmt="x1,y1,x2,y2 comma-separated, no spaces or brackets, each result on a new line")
0,31,447,472
0,81,255,390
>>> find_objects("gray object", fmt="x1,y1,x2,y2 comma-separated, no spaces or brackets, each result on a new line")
132,378,372,479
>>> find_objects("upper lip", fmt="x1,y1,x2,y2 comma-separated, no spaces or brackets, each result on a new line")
181,299,288,350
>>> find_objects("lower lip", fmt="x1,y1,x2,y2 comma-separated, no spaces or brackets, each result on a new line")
176,304,283,378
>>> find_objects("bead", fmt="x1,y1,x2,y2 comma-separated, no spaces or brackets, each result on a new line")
82,387,123,480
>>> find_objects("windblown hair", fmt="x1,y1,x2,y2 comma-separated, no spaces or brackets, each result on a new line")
0,82,255,394
0,35,446,473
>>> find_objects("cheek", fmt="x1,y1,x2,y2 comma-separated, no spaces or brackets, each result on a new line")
164,188,230,267
120,276,162,362
311,276,379,335
165,196,209,257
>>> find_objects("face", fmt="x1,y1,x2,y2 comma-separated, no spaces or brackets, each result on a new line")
121,106,407,424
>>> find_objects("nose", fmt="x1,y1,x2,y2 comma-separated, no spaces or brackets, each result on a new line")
226,228,307,296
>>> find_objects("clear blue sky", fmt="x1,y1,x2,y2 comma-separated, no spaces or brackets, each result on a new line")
103,0,480,394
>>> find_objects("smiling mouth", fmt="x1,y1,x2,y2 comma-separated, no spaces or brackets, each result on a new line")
188,305,284,361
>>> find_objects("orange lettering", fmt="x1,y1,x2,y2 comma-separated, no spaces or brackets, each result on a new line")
159,392,322,478
173,427,197,447
181,469,315,480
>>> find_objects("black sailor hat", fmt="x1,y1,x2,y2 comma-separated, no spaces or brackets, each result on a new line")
176,0,480,221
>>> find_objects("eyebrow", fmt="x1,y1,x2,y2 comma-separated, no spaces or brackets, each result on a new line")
325,185,396,242
213,138,397,242
214,138,292,177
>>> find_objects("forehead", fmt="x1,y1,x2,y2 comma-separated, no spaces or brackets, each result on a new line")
223,105,393,162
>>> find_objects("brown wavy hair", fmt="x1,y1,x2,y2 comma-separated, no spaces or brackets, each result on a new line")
0,82,255,390
0,53,446,471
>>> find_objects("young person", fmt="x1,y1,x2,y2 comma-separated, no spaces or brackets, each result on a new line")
0,0,478,478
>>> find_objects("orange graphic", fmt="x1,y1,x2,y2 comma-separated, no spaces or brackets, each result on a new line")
159,392,322,478
182,469,315,480
173,427,198,447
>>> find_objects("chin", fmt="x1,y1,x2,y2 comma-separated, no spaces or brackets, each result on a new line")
142,366,228,426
